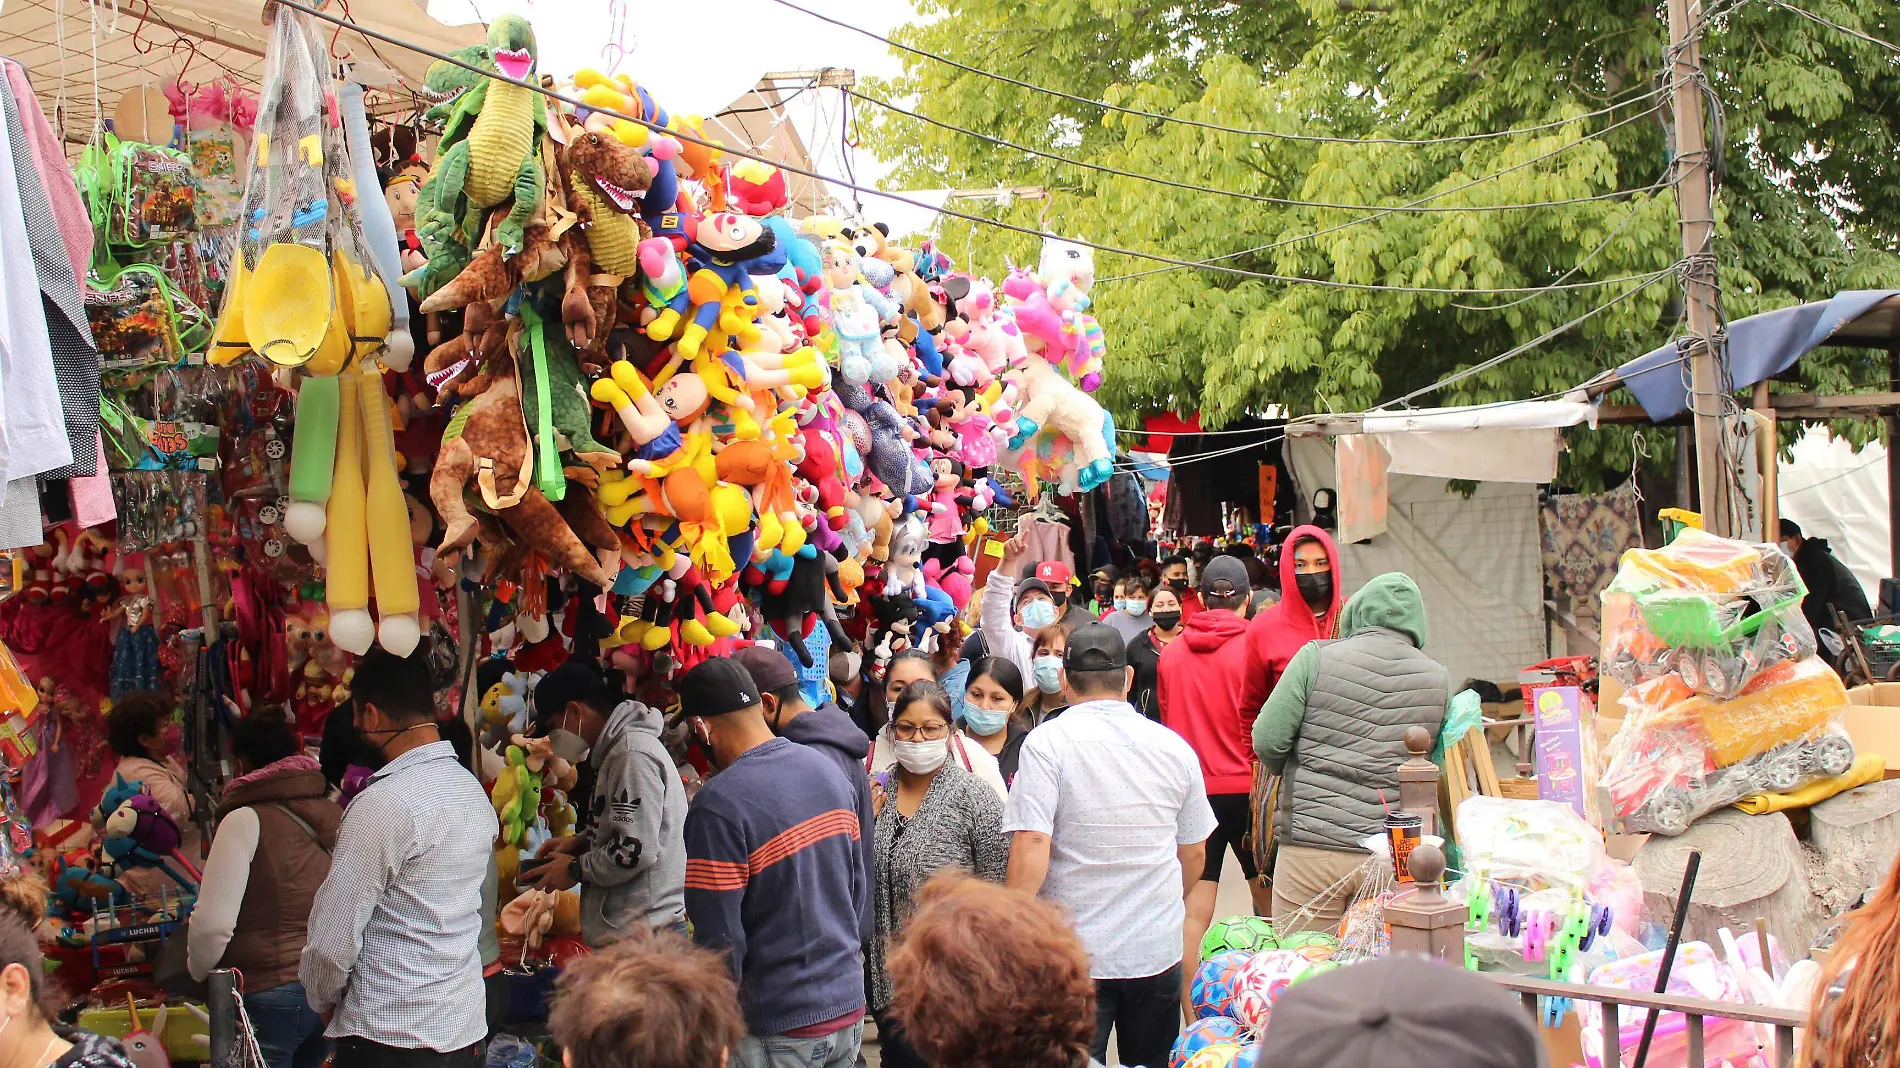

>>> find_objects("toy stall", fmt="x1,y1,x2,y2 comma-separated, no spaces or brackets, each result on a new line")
0,2,1124,1058
1164,518,1899,1068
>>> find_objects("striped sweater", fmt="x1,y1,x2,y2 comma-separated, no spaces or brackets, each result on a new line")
684,738,868,1034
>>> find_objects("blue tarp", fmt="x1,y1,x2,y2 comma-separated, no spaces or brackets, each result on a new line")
1616,290,1900,421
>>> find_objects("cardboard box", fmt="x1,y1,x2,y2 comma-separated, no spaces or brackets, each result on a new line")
1846,683,1900,780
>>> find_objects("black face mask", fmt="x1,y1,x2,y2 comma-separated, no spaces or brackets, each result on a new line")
1295,571,1334,609
1151,611,1182,631
1050,591,1069,608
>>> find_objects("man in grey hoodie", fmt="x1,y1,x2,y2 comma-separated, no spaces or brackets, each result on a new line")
521,659,688,945
734,645,875,949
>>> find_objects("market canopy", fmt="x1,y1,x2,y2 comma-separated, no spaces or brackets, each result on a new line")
5,0,484,144
1615,290,1900,422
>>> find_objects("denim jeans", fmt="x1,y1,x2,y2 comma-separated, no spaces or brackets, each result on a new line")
735,1021,865,1068
242,981,329,1068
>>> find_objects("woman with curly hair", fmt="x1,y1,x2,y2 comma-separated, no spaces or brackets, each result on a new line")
887,873,1101,1068
1809,851,1900,1065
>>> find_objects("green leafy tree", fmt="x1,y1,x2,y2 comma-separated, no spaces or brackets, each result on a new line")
858,0,1900,487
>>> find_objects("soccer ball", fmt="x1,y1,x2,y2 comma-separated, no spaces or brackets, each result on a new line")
1200,915,1279,959
1277,929,1340,962
1188,950,1254,1019
1169,1017,1246,1068
1231,1041,1264,1068
1183,1042,1244,1068
1229,949,1312,1031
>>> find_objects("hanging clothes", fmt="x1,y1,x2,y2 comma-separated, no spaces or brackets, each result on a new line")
0,75,99,482
0,78,71,488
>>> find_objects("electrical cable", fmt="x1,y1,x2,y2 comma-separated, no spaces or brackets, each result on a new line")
715,81,815,118
768,0,1670,146
1449,166,1673,311
1758,0,1900,52
268,0,1673,298
849,87,1669,215
1096,102,1669,285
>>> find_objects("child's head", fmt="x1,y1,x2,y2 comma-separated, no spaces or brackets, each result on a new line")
549,926,744,1068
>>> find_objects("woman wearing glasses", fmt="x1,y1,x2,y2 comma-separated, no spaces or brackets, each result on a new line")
868,681,1009,1068
866,651,1007,799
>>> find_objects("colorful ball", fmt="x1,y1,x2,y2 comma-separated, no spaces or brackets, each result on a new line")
1229,949,1312,1031
1277,929,1340,962
1169,1017,1245,1068
1200,915,1279,959
1189,950,1253,1019
1231,1041,1264,1068
1183,1042,1244,1068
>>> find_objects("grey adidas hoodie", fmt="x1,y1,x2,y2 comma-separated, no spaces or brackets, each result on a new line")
578,700,688,945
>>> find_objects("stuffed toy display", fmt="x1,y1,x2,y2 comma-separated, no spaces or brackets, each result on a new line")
96,11,1129,934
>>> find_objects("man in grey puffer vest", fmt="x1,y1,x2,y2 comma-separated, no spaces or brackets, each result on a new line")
521,659,688,945
1251,573,1448,935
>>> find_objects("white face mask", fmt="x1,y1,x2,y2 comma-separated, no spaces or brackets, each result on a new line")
550,729,591,764
892,737,949,774
1125,598,1148,616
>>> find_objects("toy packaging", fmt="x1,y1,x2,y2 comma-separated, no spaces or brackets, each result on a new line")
1600,530,1854,835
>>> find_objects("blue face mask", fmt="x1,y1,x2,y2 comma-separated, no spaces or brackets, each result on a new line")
1032,655,1064,694
1020,599,1058,631
962,704,1010,736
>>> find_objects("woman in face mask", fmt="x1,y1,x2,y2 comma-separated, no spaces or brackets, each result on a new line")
957,658,1029,786
1127,585,1185,721
1024,626,1069,729
0,882,139,1067
1099,577,1155,643
868,681,1009,1068
867,652,1009,800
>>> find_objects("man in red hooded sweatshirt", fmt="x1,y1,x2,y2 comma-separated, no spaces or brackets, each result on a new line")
1237,527,1344,721
1156,555,1267,991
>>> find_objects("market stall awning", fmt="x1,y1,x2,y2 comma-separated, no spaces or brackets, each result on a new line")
1615,291,1900,422
1290,397,1595,483
5,0,484,145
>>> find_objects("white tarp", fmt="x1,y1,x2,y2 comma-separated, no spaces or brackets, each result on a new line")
1356,396,1594,483
1288,437,1547,686
1780,427,1887,606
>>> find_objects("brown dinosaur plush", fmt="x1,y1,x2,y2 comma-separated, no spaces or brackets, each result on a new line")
428,329,610,586
555,126,652,355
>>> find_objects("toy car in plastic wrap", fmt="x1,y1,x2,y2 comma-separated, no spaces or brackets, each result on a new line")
1604,657,1854,836
1602,530,1814,700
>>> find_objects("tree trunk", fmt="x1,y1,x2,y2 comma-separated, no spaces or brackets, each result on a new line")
1634,810,1825,956
1807,780,1900,916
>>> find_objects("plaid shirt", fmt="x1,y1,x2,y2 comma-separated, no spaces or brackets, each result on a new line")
300,741,497,1051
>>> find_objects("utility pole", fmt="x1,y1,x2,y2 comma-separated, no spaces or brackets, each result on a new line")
1667,0,1734,536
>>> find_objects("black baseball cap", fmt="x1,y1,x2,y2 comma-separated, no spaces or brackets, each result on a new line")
531,659,610,732
1063,622,1127,672
1014,577,1052,602
677,657,762,718
732,645,798,694
1256,957,1542,1068
1200,555,1250,596
1090,564,1119,582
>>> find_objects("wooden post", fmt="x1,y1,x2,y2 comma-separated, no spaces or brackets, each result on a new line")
1397,725,1440,836
1385,844,1469,962
1753,381,1778,545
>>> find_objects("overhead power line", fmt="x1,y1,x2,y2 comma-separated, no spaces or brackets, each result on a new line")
849,88,1668,215
1759,0,1900,52
270,0,1670,299
769,0,1669,146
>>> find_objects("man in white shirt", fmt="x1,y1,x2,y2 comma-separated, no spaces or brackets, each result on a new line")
1003,623,1217,1068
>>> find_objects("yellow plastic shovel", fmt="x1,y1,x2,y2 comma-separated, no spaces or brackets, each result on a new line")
206,247,251,366
244,241,333,367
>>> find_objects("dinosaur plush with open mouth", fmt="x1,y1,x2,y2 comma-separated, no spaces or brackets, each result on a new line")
553,125,652,357
404,15,547,299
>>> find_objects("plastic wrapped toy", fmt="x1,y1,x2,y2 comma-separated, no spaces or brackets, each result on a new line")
1578,943,1765,1068
1602,655,1852,834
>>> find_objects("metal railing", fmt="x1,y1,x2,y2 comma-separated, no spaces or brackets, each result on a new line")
1487,972,1806,1068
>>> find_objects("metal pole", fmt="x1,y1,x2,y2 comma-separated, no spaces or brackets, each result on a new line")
1633,850,1703,1068
1667,0,1732,536
208,969,236,1066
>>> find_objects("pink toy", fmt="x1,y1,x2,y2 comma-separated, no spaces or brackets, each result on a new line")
1579,943,1766,1068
